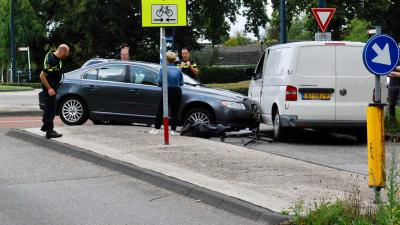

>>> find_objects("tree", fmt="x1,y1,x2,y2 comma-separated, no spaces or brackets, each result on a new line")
1,0,270,74
224,32,254,46
344,18,370,42
269,0,392,41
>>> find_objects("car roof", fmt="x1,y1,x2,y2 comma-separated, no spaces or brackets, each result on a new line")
82,58,161,70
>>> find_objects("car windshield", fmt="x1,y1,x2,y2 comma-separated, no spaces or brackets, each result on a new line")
183,74,200,86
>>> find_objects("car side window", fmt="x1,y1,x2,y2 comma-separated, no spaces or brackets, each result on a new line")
83,68,98,80
97,65,128,83
254,52,266,80
130,66,158,86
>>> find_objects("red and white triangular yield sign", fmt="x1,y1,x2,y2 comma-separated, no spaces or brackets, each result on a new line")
311,8,336,32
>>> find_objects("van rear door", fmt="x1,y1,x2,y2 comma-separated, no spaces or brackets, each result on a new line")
335,45,373,121
293,45,336,120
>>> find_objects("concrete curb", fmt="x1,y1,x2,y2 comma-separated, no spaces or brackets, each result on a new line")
0,110,42,117
7,130,290,224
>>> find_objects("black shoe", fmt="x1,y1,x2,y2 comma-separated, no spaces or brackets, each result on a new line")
46,130,62,139
40,126,48,132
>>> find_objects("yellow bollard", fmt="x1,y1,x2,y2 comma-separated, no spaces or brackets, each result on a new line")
367,105,386,188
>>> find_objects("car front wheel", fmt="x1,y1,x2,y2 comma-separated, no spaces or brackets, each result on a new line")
60,97,89,125
184,108,214,125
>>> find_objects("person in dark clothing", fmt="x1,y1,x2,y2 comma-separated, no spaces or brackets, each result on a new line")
177,47,199,80
150,52,183,135
39,44,69,139
388,65,400,123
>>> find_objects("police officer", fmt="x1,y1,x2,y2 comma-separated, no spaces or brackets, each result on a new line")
178,47,199,80
39,44,70,139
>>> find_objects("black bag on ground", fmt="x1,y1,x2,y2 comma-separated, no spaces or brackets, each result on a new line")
180,123,228,139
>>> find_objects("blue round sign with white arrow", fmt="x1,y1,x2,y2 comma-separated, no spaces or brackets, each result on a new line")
363,34,399,76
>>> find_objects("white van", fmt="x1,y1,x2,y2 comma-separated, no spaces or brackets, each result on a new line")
246,41,387,141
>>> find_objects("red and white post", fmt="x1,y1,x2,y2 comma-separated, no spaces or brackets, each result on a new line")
160,27,169,145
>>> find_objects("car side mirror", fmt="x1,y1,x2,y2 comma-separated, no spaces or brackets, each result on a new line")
244,68,255,78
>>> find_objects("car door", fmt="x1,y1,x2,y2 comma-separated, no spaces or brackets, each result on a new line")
81,64,130,116
249,51,266,104
124,65,161,121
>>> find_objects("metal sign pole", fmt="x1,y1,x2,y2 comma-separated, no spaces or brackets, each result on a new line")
375,26,382,103
27,47,32,81
160,27,169,145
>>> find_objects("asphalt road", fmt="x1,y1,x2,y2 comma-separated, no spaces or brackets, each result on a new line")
222,125,399,176
0,129,265,225
0,89,40,112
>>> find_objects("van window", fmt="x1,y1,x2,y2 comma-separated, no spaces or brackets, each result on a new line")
336,46,371,77
254,51,266,79
296,46,335,76
265,48,291,77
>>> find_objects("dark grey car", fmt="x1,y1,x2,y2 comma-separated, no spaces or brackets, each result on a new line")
42,61,259,130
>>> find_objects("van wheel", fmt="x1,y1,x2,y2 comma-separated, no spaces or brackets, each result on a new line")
273,111,287,141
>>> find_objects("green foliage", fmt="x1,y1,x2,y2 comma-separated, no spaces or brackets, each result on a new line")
287,17,313,41
289,147,400,225
385,107,400,134
191,48,220,67
1,82,41,89
0,0,269,79
269,0,392,41
345,19,371,42
224,32,255,46
0,85,33,91
199,66,255,84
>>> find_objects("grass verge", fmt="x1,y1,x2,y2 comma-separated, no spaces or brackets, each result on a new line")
285,148,400,225
206,80,250,95
0,85,34,92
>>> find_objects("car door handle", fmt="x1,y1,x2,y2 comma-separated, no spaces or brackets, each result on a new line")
129,89,140,94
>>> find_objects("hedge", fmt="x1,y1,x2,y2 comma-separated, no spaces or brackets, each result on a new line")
0,83,42,89
199,65,255,84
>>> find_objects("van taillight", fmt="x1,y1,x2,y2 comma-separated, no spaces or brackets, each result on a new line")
286,86,297,101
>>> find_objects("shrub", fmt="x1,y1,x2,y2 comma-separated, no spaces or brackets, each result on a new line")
0,83,42,89
289,147,400,225
199,65,255,84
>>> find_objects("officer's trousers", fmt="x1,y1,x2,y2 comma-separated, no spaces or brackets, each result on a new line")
41,91,56,132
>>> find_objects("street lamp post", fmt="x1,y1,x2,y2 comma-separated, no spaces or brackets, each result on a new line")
18,47,32,81
10,0,16,83
280,0,287,44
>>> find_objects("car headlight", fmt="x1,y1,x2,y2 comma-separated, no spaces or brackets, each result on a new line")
221,101,246,110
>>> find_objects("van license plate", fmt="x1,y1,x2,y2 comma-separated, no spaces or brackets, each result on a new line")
303,93,331,100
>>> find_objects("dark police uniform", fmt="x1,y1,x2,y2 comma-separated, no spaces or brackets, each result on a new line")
40,52,63,132
177,59,198,80
389,72,400,121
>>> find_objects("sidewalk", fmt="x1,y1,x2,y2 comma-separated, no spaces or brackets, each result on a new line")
12,125,374,222
0,89,41,116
